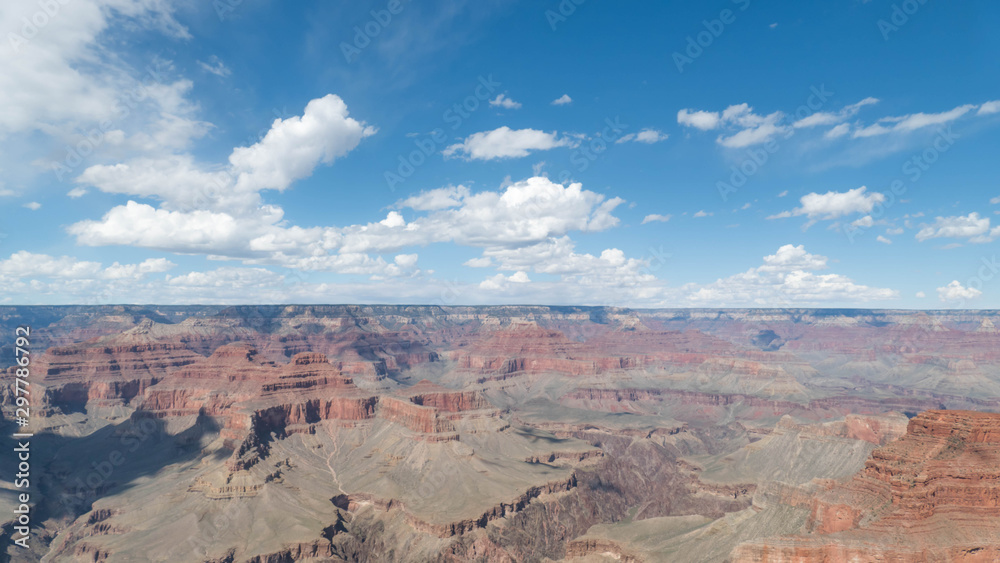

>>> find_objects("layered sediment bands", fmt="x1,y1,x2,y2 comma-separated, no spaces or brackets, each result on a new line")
347,475,579,538
734,410,1000,562
378,396,456,434
563,387,993,419
37,340,203,408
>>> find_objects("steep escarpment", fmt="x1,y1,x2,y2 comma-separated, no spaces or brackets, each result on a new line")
733,410,1000,562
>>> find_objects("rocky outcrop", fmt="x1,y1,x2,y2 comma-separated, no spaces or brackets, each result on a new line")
734,410,1000,562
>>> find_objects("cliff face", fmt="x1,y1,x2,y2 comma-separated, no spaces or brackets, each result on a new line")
4,306,1000,563
733,410,1000,562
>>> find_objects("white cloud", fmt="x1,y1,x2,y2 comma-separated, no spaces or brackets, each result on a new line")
851,215,875,228
167,267,283,288
489,94,521,109
916,291,926,298
684,245,897,306
678,104,789,147
768,186,885,222
937,280,981,302
616,128,668,144
75,94,374,214
977,100,1000,115
443,127,574,160
824,123,851,139
852,104,975,138
693,210,713,218
915,213,1000,243
67,187,88,198
23,202,41,210
0,0,189,137
792,97,878,128
777,190,788,197
480,271,531,291
397,185,469,210
877,235,892,244
551,94,573,106
228,94,377,194
642,214,671,224
990,196,1000,205
677,109,721,130
474,237,655,294
70,176,623,277
463,257,493,268
0,251,174,280
757,244,827,272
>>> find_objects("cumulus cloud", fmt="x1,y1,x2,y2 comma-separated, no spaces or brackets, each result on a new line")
443,127,574,160
551,94,573,106
469,237,657,298
76,94,375,213
463,257,493,268
0,251,174,280
678,104,787,148
70,176,623,277
757,244,827,272
676,109,721,131
396,185,469,210
915,213,1000,243
642,214,671,224
979,101,1000,115
693,210,713,218
684,245,897,306
229,95,377,193
877,235,892,244
480,271,531,291
23,202,41,210
489,93,521,109
768,186,885,223
937,280,981,302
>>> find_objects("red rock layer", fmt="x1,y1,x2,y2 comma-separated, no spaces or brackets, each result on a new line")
734,410,1000,562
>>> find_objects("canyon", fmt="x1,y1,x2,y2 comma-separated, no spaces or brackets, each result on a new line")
1,305,999,562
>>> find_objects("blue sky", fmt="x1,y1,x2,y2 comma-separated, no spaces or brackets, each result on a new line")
1,0,998,307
